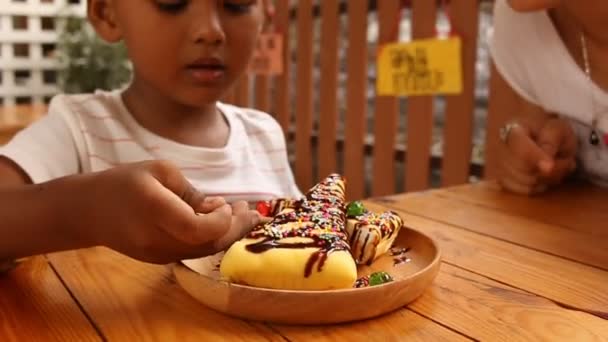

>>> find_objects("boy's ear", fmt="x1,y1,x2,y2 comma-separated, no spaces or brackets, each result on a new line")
87,0,122,43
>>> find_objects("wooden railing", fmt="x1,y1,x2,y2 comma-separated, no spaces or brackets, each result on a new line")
224,0,501,198
1,1,508,199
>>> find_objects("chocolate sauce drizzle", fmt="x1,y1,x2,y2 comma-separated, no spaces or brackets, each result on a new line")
390,247,411,256
354,275,370,288
349,210,402,239
390,247,412,266
347,211,403,265
244,175,350,278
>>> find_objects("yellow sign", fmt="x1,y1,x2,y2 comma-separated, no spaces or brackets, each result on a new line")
377,37,463,96
249,33,284,76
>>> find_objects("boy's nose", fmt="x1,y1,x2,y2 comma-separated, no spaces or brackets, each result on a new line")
192,12,225,46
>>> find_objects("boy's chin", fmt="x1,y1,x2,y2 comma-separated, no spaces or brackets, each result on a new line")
176,89,229,107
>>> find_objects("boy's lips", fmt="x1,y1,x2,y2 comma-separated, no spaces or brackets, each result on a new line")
186,58,226,84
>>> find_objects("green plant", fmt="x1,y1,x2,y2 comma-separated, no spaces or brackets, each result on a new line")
56,16,131,93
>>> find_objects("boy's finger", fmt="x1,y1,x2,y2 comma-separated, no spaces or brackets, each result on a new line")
148,161,228,215
197,196,227,213
187,204,234,243
147,160,208,211
212,203,261,252
231,201,251,215
159,197,233,245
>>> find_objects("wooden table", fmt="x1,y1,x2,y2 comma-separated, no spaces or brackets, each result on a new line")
1,182,607,341
0,105,47,145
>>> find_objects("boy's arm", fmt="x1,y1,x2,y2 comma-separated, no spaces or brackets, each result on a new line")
0,158,262,265
0,158,86,262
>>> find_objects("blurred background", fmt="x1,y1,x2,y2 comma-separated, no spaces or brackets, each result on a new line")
0,0,496,195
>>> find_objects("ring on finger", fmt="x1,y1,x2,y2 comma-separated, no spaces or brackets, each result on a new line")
499,122,521,145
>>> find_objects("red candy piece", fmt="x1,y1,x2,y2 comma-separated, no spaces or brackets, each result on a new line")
256,201,272,217
604,133,608,146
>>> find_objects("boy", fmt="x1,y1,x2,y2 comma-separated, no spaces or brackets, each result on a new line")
0,0,300,265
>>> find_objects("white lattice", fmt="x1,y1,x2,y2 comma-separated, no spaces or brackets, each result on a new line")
0,0,85,107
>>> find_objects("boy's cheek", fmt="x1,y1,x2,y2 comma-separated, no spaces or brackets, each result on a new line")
507,0,559,12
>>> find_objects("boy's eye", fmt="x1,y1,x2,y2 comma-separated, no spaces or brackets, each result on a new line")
223,0,255,14
155,0,189,14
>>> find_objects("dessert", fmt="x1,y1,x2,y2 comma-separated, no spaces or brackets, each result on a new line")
346,202,403,265
220,174,357,290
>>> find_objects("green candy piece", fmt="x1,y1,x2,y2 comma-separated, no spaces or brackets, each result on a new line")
368,271,394,286
347,201,365,217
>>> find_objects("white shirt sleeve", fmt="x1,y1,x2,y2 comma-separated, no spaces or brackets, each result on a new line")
489,0,542,106
0,107,80,184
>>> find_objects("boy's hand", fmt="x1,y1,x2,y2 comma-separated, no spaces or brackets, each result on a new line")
69,160,261,264
498,117,578,195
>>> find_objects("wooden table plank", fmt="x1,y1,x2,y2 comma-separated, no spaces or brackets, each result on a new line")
48,248,465,341
0,256,101,342
442,181,608,237
47,248,284,342
409,263,608,341
374,191,608,270
15,182,604,340
0,104,47,125
364,201,608,318
274,309,471,342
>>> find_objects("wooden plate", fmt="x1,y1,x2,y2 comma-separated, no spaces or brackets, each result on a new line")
173,226,441,325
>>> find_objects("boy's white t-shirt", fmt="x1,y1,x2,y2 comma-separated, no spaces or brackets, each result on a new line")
0,89,302,202
490,0,608,186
